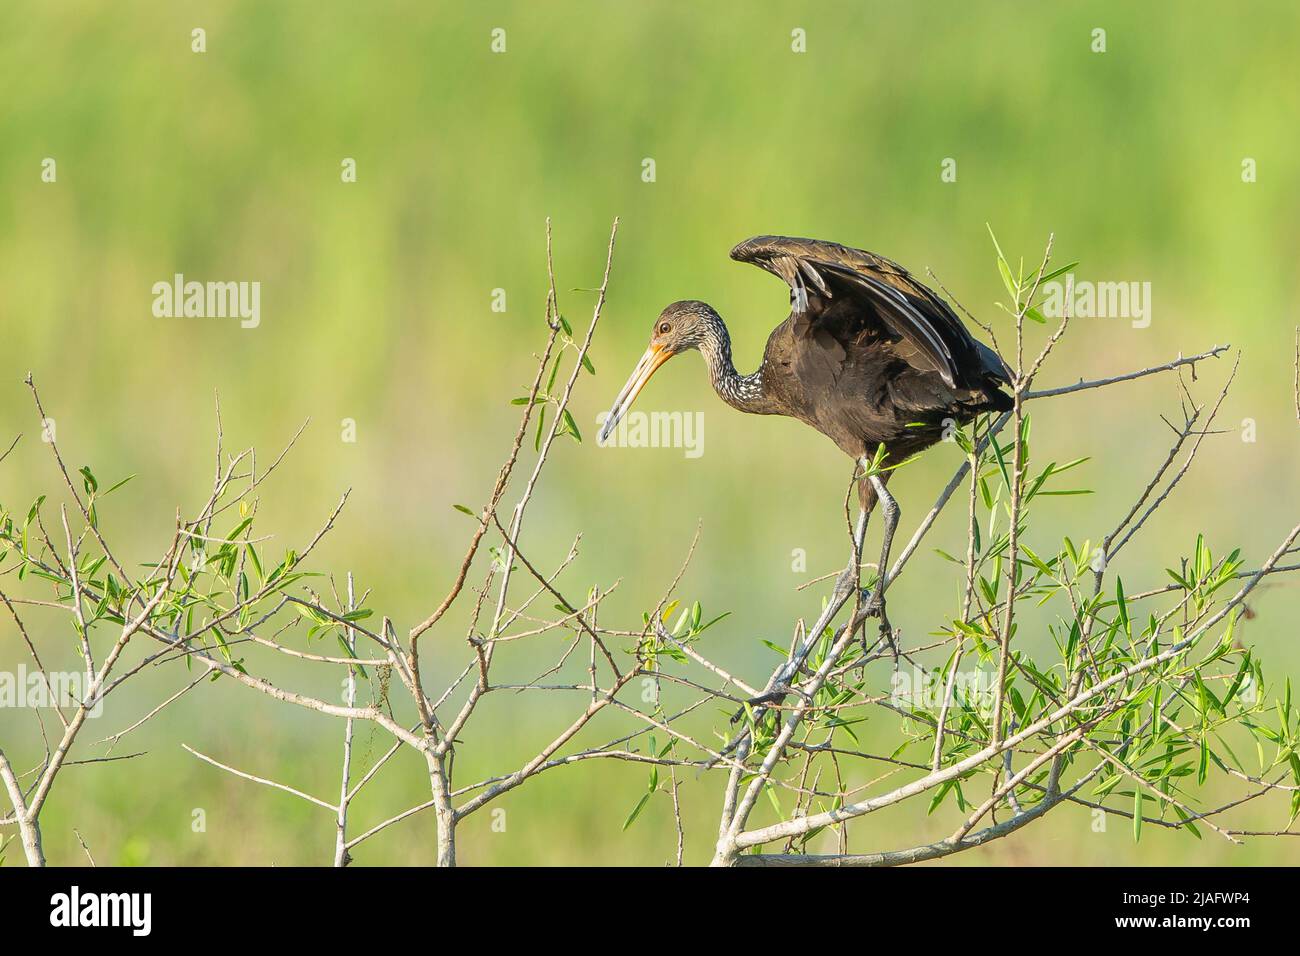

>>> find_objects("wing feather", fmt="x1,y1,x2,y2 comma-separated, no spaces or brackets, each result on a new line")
730,235,991,388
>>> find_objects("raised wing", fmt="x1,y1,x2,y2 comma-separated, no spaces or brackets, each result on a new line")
730,235,1007,388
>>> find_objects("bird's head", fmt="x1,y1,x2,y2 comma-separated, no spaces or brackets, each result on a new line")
598,301,720,443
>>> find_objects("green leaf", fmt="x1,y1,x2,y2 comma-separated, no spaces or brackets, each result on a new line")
928,781,955,815
1115,578,1130,639
1172,805,1203,840
561,409,582,442
534,406,547,452
1223,656,1251,708
546,352,562,394
622,792,651,830
1194,672,1223,717
1034,261,1079,287
987,226,1018,299
335,634,369,680
764,782,781,816
102,474,136,496
998,258,1018,300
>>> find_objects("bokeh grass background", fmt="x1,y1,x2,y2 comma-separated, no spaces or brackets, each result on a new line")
1,1,1298,865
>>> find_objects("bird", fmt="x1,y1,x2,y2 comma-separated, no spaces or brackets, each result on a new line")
598,235,1012,638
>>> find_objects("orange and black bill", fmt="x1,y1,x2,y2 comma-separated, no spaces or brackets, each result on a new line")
598,342,675,443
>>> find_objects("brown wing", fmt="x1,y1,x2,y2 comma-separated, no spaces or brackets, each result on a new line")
730,235,1007,389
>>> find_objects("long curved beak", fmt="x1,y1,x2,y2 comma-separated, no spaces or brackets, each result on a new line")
598,343,674,444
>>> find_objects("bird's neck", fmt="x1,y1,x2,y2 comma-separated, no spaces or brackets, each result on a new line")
699,315,771,414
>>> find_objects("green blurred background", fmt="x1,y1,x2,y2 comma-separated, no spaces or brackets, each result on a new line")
1,1,1298,865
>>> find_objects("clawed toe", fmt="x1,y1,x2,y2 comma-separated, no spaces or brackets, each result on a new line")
729,685,785,725
858,587,885,618
745,683,792,708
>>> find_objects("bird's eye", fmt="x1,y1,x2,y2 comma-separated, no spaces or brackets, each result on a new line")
658,322,671,335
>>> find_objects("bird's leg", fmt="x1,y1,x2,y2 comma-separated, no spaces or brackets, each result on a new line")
717,489,871,769
833,501,871,602
744,501,870,709
865,474,900,663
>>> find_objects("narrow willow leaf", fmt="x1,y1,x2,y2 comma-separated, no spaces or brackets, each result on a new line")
621,792,651,830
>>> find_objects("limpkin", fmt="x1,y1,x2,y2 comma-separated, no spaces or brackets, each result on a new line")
599,235,1012,661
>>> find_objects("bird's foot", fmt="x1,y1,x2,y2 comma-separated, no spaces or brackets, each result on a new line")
729,684,783,725
733,679,809,724
856,587,899,664
859,586,885,619
745,683,792,709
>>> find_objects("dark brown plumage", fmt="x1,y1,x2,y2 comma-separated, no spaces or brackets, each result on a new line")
599,235,1011,513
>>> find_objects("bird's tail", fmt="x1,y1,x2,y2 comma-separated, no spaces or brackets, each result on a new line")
982,382,1014,413
970,339,1013,412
